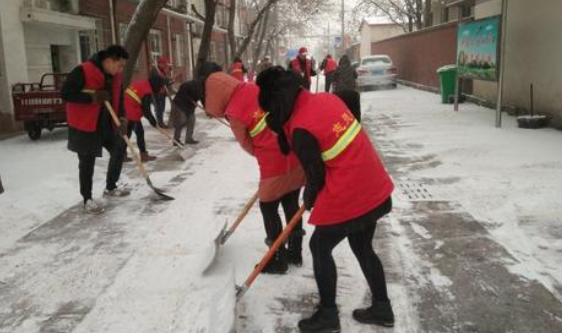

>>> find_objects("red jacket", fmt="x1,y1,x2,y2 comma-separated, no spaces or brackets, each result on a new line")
230,62,245,81
124,80,153,121
225,83,301,180
291,58,312,83
66,61,122,132
286,90,394,226
324,58,338,74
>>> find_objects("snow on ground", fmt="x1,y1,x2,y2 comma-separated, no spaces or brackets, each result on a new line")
362,86,562,297
1,83,562,332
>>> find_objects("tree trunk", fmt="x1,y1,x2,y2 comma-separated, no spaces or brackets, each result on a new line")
195,0,218,76
252,10,270,69
233,0,279,59
122,0,170,87
415,0,423,30
227,0,237,62
424,0,432,27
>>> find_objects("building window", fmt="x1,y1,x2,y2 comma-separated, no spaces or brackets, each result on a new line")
461,5,473,18
149,29,163,65
119,23,129,44
175,33,185,67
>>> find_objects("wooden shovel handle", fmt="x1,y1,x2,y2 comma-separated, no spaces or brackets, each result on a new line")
104,101,149,180
228,190,259,235
157,126,184,147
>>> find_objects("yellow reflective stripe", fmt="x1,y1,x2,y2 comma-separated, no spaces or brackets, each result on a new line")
249,113,268,138
126,88,141,104
321,120,361,161
82,89,96,94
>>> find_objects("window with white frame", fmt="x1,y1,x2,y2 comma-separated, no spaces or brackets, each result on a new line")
175,33,185,67
149,29,163,65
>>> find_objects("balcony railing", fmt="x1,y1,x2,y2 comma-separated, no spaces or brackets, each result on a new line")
23,0,79,15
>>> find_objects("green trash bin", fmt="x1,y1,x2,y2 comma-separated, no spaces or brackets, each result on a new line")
437,65,457,104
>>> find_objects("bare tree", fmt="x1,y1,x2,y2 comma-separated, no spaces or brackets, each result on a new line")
192,0,219,75
122,0,170,87
227,0,237,64
354,0,430,32
231,0,281,60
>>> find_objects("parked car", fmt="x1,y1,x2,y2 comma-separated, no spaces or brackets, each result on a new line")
356,55,397,91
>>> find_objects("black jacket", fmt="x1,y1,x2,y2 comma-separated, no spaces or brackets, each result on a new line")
173,80,202,116
333,58,357,92
61,54,125,156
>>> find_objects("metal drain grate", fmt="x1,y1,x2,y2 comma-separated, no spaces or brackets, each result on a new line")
396,180,434,201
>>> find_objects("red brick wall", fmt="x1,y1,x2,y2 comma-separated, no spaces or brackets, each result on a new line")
80,0,188,83
371,21,463,88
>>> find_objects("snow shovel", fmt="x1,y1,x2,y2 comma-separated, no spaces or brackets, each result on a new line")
191,100,231,128
315,74,320,93
155,126,192,161
104,101,174,201
236,205,306,300
201,190,259,274
219,190,259,245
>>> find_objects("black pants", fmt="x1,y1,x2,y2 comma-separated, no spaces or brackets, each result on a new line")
310,198,392,309
127,121,146,153
155,94,166,125
77,133,126,203
259,189,302,242
325,72,335,92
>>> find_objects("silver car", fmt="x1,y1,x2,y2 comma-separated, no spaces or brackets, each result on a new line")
356,55,397,91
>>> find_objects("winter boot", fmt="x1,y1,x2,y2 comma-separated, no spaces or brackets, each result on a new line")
83,199,105,214
261,240,288,275
185,139,199,145
140,152,157,162
287,230,305,267
103,187,131,197
298,306,341,333
352,300,395,327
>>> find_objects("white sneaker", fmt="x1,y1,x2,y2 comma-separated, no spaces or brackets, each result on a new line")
84,199,105,214
103,187,131,197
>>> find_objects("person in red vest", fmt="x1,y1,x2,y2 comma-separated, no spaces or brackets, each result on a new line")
204,67,305,273
123,75,167,162
149,56,174,128
229,57,247,81
320,54,338,92
289,47,316,90
62,45,130,214
257,67,395,332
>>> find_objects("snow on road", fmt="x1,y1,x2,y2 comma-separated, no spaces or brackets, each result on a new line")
1,84,562,332
362,86,562,297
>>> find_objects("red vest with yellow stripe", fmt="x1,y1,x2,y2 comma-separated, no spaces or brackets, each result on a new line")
225,83,300,179
230,62,245,81
287,90,394,226
124,80,153,121
66,61,122,132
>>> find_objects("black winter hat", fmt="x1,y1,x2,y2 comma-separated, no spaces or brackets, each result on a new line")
256,66,302,155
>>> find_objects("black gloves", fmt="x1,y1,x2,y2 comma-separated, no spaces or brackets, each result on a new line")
118,117,128,136
303,185,318,211
92,90,110,103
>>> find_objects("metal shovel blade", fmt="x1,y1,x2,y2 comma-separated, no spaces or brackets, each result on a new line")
146,178,175,201
202,220,227,274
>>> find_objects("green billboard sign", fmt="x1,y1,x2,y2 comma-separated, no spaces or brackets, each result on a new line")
457,16,501,81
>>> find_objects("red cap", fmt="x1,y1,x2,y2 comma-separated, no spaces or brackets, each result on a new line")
299,47,308,55
158,56,170,66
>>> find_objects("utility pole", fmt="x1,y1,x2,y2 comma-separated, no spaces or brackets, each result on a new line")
327,23,331,56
